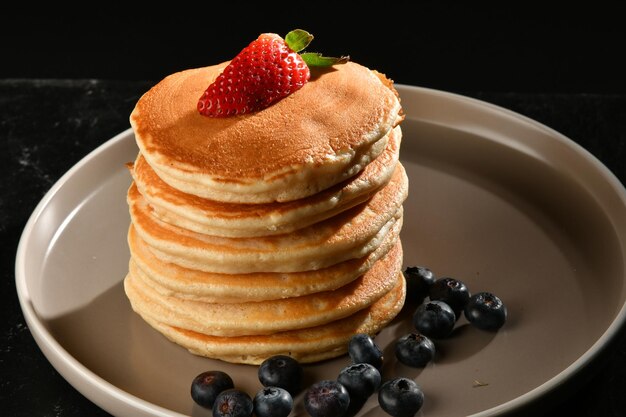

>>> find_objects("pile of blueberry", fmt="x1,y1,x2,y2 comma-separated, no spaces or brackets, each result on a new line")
397,266,507,368
190,266,507,417
303,331,426,417
191,354,301,417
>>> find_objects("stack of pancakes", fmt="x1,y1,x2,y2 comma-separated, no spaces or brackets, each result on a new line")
124,61,408,364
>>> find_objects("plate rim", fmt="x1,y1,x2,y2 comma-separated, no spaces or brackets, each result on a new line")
14,128,188,417
15,84,626,417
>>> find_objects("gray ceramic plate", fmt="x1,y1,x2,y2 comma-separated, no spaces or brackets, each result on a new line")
16,85,626,417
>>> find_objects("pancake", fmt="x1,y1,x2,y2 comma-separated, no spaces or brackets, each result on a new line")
131,126,401,237
125,241,402,336
131,61,403,203
127,218,401,303
126,270,406,364
128,163,408,274
125,52,408,365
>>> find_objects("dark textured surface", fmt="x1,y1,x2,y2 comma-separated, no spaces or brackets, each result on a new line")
2,5,626,94
1,80,626,416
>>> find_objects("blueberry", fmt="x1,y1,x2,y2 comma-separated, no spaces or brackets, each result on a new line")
429,277,470,319
403,266,436,304
253,386,293,417
378,378,424,417
395,333,436,367
190,370,234,408
337,362,381,400
212,389,253,417
258,355,303,395
348,333,383,369
304,380,350,417
464,291,507,331
413,300,456,339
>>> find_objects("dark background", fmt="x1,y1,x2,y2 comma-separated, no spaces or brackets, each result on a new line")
2,4,626,417
1,3,625,93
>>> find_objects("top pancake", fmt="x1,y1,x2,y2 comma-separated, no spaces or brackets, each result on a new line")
131,61,403,203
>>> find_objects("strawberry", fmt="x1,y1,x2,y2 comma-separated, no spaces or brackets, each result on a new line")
198,29,348,117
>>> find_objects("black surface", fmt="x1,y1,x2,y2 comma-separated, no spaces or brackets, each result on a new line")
2,6,626,416
2,4,626,93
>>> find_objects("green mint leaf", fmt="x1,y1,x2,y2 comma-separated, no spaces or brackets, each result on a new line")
301,52,350,67
285,29,313,52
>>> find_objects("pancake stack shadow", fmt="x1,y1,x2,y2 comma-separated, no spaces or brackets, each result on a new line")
123,61,408,365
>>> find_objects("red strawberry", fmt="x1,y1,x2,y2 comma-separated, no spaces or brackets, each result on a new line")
198,29,348,117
